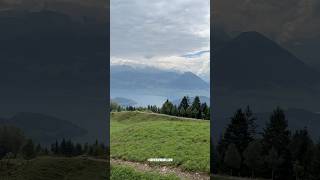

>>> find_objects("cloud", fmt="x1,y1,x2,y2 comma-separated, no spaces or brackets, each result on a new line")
214,0,320,42
111,50,210,81
111,0,210,58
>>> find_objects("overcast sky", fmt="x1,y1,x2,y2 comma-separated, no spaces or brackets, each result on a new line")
110,0,210,81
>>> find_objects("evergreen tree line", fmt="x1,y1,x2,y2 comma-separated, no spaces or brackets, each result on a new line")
212,106,320,180
0,125,108,160
50,139,108,157
111,96,210,120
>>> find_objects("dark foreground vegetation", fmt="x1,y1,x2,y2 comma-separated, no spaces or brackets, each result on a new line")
111,96,210,120
0,157,108,180
213,106,320,180
0,125,108,160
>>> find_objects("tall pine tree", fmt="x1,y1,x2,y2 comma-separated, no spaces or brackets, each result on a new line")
262,107,292,180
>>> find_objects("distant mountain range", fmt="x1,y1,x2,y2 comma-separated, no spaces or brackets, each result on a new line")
111,65,210,107
0,112,87,144
111,97,137,107
212,31,320,141
214,31,320,90
111,65,209,91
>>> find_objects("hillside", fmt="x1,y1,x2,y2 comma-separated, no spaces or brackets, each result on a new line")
0,156,181,180
0,157,108,180
0,9,108,143
0,112,87,144
212,31,320,137
214,31,320,89
110,111,210,173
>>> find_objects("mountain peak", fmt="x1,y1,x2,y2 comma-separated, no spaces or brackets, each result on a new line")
214,31,320,89
231,31,280,50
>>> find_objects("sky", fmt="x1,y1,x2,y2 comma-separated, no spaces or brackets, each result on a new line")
214,0,320,43
110,0,210,81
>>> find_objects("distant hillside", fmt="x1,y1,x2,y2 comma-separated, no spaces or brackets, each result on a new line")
0,112,87,144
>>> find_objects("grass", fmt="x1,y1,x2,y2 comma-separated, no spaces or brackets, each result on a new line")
110,111,210,172
111,165,179,180
0,156,179,180
0,156,108,180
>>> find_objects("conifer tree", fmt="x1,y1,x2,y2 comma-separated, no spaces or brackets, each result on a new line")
311,140,320,179
224,143,241,176
289,129,314,179
221,109,251,153
243,140,263,178
191,96,201,119
262,107,292,179
265,147,283,180
22,139,36,160
245,106,257,138
178,96,189,112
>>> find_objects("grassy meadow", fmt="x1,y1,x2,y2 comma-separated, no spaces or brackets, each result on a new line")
111,165,179,180
110,111,210,172
0,157,108,180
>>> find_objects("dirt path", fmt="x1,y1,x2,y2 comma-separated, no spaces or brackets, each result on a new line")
83,157,209,180
110,158,210,180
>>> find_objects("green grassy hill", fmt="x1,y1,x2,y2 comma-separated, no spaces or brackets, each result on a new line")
111,165,179,180
0,156,179,180
0,157,108,180
111,111,210,173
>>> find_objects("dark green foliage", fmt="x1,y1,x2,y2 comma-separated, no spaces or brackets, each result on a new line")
50,139,107,157
265,147,284,179
22,139,36,160
159,96,210,120
191,96,201,119
243,140,263,178
262,107,290,153
310,141,320,180
178,96,190,112
224,143,241,176
245,106,257,138
215,106,320,179
0,126,25,159
262,107,293,179
218,109,252,157
201,103,210,120
118,96,210,120
160,99,174,115
289,129,314,179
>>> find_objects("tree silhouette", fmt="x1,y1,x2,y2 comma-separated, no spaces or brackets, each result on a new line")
243,140,263,178
22,139,36,160
224,143,241,176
